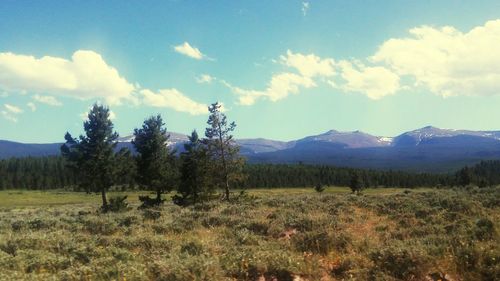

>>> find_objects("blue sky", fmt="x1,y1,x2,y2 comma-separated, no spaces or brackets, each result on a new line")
1,0,500,143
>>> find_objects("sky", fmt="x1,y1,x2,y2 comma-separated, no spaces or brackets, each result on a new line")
1,0,500,143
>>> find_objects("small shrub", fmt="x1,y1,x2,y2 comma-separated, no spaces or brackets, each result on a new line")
106,196,130,212
475,218,495,241
142,209,161,220
314,184,325,193
180,241,204,255
0,240,17,256
246,221,269,236
233,228,259,245
118,215,139,227
11,220,25,232
329,258,353,279
284,216,314,232
370,246,429,280
28,218,52,230
292,230,334,255
166,216,196,233
201,216,225,228
139,195,165,208
83,218,118,235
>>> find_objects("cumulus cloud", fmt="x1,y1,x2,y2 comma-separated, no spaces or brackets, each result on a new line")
33,94,63,106
141,88,208,115
331,60,400,99
1,103,23,122
196,74,215,84
302,2,310,16
4,104,23,114
174,42,210,60
372,19,500,97
223,72,315,106
27,102,36,111
0,50,136,105
280,50,335,78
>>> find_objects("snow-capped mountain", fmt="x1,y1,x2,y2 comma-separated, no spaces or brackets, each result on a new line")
296,130,392,148
2,126,500,172
118,132,189,147
392,126,500,146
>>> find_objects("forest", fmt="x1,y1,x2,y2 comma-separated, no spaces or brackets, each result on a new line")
0,102,498,209
0,156,476,191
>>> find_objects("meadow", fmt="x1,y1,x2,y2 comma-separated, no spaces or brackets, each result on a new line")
0,187,498,280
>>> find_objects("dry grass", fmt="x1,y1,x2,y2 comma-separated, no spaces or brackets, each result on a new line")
0,187,498,280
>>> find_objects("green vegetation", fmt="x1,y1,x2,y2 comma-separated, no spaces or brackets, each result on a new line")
0,187,498,280
133,114,176,205
61,104,132,210
204,102,246,201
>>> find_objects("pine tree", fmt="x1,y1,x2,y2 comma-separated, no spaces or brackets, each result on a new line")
204,102,246,200
178,130,212,204
61,104,121,210
457,166,473,187
349,172,364,193
132,115,176,205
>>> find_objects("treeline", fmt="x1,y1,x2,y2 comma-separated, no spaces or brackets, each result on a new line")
239,164,452,189
456,160,500,187
4,156,499,191
0,156,76,190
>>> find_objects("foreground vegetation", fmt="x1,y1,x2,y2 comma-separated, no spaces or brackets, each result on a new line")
0,187,498,280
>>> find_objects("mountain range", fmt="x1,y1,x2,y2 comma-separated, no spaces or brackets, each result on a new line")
2,126,500,173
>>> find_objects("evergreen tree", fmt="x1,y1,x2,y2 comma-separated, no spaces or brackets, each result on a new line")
457,166,472,186
61,104,120,210
349,172,364,193
178,130,212,204
314,183,325,193
132,115,176,204
204,102,246,200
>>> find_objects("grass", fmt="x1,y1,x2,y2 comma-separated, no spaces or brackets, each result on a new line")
0,186,498,280
0,190,144,207
0,187,432,207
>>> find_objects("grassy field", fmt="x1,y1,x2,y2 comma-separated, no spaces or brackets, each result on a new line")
0,187,433,207
0,187,498,280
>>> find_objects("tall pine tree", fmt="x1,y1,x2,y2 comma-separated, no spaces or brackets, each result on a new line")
178,130,212,204
132,115,176,204
204,102,245,200
61,104,121,210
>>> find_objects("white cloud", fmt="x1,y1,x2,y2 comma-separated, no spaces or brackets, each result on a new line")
0,50,136,105
224,72,315,106
280,50,335,78
372,19,500,97
196,74,215,84
331,60,400,99
1,103,23,122
141,88,208,115
27,102,36,112
302,2,310,16
1,111,17,122
33,94,63,106
4,104,23,114
174,42,209,60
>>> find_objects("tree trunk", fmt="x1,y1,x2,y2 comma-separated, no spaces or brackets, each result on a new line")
156,189,162,204
224,176,230,201
101,188,108,209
